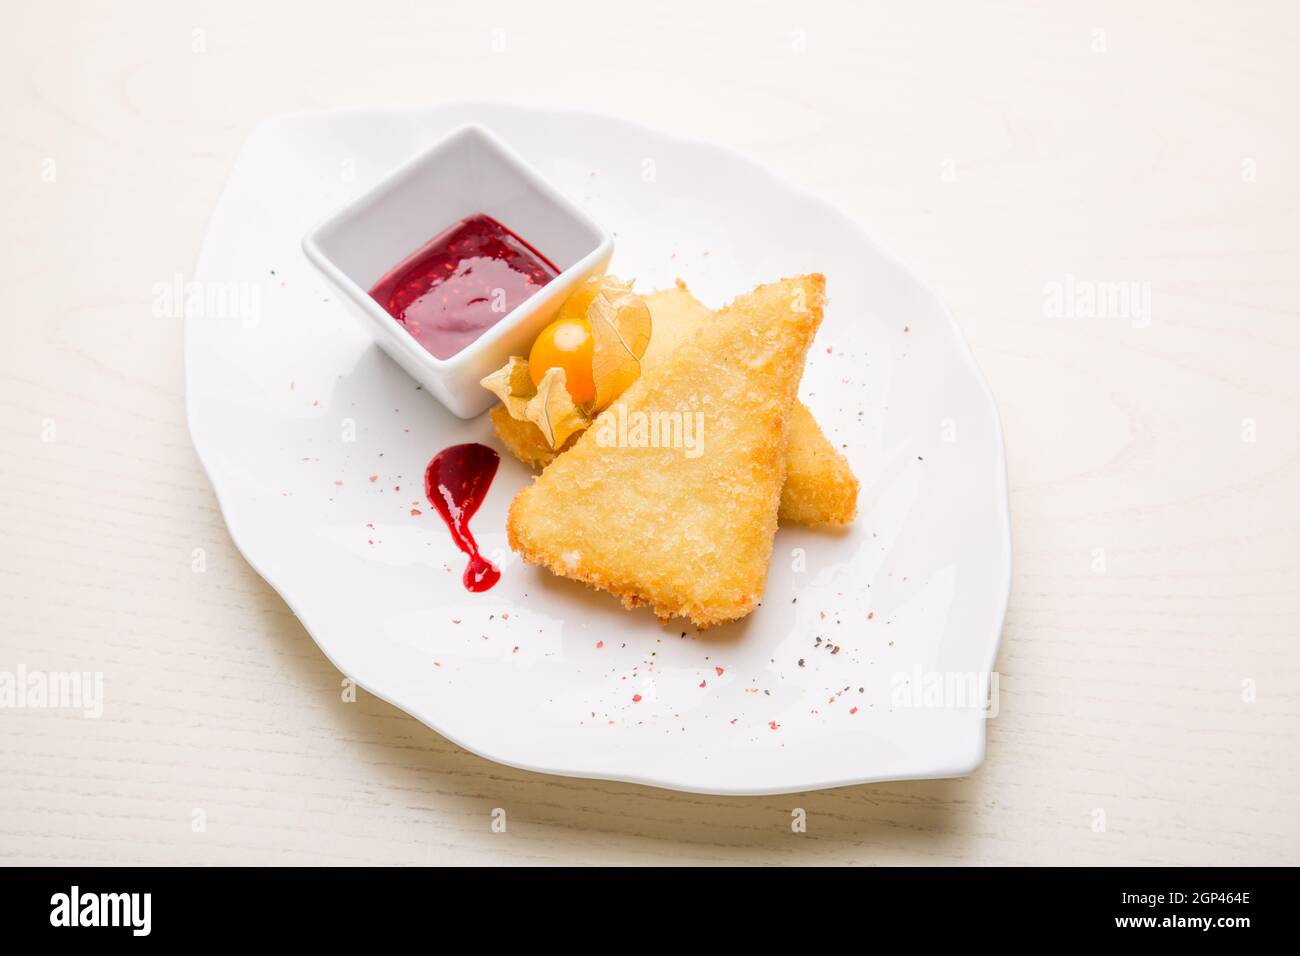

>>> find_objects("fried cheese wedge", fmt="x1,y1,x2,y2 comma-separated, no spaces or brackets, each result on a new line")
507,275,826,627
780,401,860,526
491,283,859,525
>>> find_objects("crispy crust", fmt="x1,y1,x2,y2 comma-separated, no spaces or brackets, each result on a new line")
490,404,563,470
491,284,858,526
507,275,825,627
780,401,859,526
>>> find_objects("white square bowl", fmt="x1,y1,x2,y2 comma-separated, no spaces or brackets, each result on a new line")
301,123,613,418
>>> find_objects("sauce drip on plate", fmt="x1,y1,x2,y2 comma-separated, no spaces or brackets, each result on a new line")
424,443,501,592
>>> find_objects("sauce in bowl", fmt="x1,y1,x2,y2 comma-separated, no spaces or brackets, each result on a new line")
369,214,559,360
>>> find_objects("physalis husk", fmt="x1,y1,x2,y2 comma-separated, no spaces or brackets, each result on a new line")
479,275,654,449
525,367,589,449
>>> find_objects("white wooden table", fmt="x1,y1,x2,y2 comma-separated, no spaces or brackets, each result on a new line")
2,0,1296,865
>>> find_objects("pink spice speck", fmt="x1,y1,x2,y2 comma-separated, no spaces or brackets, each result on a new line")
632,694,642,703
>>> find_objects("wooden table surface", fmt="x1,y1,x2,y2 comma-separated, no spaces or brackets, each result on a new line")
2,0,1297,865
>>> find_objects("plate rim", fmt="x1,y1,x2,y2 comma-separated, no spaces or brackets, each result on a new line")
184,102,1013,796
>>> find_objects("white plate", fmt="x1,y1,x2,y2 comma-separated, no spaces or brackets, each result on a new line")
186,104,1011,795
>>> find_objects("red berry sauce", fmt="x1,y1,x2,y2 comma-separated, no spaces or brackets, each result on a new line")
369,214,559,360
425,443,501,592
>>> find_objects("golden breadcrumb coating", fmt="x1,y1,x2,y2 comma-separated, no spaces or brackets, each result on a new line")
507,275,825,627
491,283,858,525
490,404,567,470
780,401,859,526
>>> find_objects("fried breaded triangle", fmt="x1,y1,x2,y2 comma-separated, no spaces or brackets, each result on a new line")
780,400,859,526
491,283,858,525
507,275,826,627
